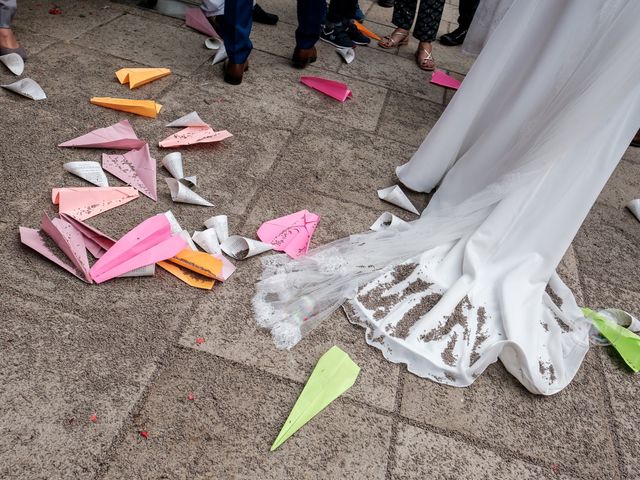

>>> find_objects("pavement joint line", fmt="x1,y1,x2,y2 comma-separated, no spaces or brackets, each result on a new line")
375,87,392,135
384,367,405,479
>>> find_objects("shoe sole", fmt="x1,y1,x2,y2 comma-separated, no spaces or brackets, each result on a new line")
351,40,370,46
320,36,355,49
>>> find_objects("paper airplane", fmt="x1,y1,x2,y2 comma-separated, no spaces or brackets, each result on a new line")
185,6,219,38
90,214,187,283
162,152,197,187
377,185,419,215
203,215,228,242
157,259,215,289
271,346,360,451
212,44,227,65
20,213,93,283
90,97,163,118
102,144,157,201
63,161,109,187
627,199,640,222
2,78,46,100
193,228,221,255
163,210,183,234
300,76,352,102
430,70,462,90
159,126,232,148
257,210,320,259
59,213,115,258
166,111,209,128
58,120,146,150
212,253,236,281
177,229,198,251
119,264,156,277
0,53,24,75
583,308,640,372
353,20,381,41
165,178,213,206
221,235,272,260
205,37,223,50
115,67,171,89
160,248,223,289
370,212,410,231
336,47,355,64
52,187,139,220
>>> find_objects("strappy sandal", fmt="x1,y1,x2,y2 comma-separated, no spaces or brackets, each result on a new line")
378,28,409,49
416,43,435,71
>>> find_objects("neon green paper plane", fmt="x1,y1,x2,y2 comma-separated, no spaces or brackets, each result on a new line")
583,308,640,372
271,346,361,451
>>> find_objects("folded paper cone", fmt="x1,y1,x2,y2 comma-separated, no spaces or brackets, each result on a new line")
0,53,25,76
370,212,410,231
221,235,273,260
63,161,109,187
627,199,640,222
165,178,213,207
377,185,420,215
336,47,355,64
204,215,228,241
118,264,156,277
212,45,228,65
2,78,46,100
166,111,209,128
193,228,221,255
205,37,223,50
161,152,197,187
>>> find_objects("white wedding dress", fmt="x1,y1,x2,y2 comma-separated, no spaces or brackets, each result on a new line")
253,0,640,395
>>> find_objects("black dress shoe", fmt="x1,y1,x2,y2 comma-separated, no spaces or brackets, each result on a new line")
253,4,279,25
378,0,394,7
292,46,317,69
224,61,249,85
439,27,468,46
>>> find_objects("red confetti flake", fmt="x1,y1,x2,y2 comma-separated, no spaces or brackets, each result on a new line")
48,6,62,14
195,337,205,345
139,430,148,439
90,413,97,423
551,464,559,474
188,392,195,401
68,417,76,424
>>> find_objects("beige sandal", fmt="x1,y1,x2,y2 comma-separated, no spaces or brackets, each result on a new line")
416,43,435,71
378,28,409,49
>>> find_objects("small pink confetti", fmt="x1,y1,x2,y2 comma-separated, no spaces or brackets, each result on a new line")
90,413,97,423
49,6,62,14
188,392,195,401
195,337,205,345
551,464,559,474
68,417,76,424
139,431,148,439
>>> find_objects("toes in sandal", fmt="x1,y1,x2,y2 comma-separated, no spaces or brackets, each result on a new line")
378,29,409,49
416,46,435,71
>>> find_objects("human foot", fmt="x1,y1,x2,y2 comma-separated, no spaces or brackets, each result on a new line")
0,28,27,60
416,42,435,71
378,28,409,49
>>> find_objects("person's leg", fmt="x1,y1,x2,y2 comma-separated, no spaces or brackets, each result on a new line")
0,0,17,30
413,0,445,70
0,0,26,59
219,0,253,84
378,0,415,49
292,0,326,68
322,0,360,48
440,0,478,45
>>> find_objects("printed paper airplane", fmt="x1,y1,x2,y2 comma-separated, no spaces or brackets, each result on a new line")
377,185,419,215
58,120,145,150
0,53,24,75
257,209,320,259
90,97,163,118
90,214,187,283
59,213,115,258
1,78,46,100
165,178,213,206
300,76,352,102
102,144,158,200
159,127,232,148
271,346,360,451
166,111,209,128
52,187,139,220
63,161,109,187
430,70,462,90
185,6,219,38
115,67,171,89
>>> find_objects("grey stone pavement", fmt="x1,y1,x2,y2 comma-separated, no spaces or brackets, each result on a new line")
1,1,639,479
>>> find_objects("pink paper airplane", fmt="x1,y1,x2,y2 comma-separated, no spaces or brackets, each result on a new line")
430,70,462,90
102,144,158,201
158,126,232,148
20,213,92,283
52,187,139,221
185,7,219,38
59,213,116,258
58,120,146,150
300,76,352,102
257,209,320,259
90,214,187,284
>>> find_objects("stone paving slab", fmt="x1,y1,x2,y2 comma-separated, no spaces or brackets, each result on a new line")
102,347,394,479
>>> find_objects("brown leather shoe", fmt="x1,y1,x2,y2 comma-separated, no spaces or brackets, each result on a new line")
224,61,249,85
631,129,640,148
292,47,317,69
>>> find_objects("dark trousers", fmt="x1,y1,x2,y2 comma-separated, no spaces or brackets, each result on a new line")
392,0,445,42
221,0,326,63
326,0,357,24
0,0,17,29
457,0,479,30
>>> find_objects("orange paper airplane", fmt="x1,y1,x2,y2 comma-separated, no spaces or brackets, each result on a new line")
115,68,171,89
90,97,163,118
354,21,381,41
158,249,223,290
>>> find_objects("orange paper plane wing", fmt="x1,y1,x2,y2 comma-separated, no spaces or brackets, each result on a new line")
354,21,381,41
90,97,163,118
115,68,172,89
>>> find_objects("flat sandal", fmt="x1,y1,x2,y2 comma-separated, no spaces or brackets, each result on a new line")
378,29,409,49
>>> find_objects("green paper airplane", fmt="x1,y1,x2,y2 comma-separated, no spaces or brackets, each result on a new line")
583,308,640,372
271,346,361,451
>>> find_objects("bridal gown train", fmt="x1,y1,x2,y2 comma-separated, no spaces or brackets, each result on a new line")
253,0,640,395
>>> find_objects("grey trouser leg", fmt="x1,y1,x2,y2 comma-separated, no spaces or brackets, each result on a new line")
0,0,17,29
